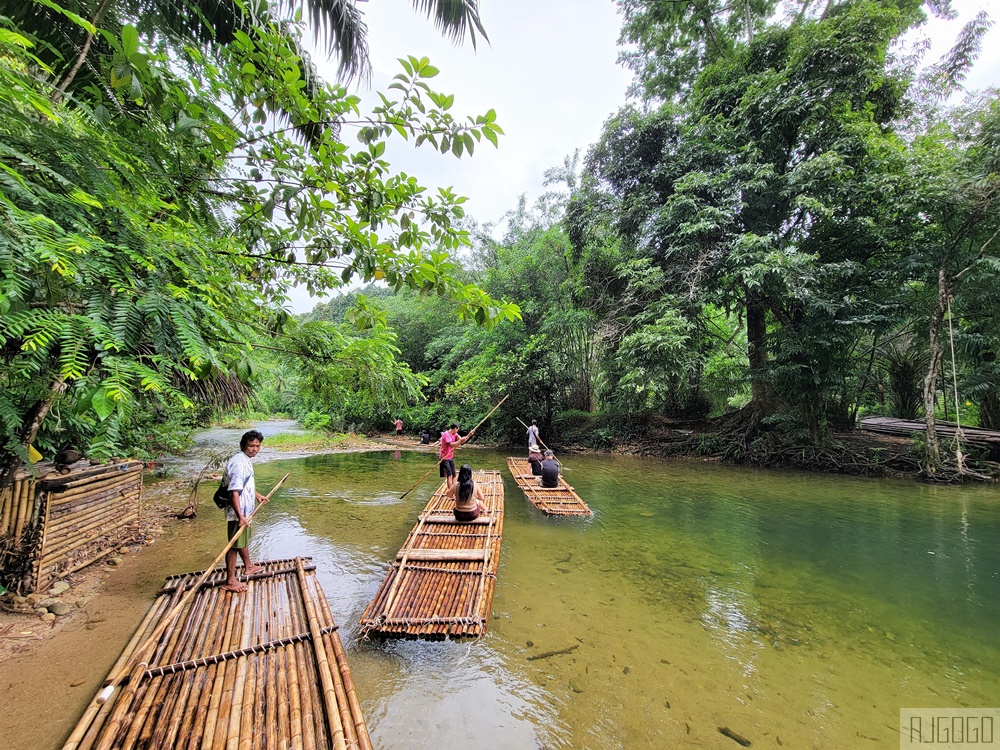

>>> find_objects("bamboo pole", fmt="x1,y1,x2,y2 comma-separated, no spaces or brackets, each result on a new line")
65,475,289,750
47,472,139,504
273,580,292,750
46,486,139,526
378,513,429,624
0,484,12,534
313,584,371,750
160,586,224,749
13,477,31,541
44,492,140,543
73,597,168,750
43,462,142,490
399,394,508,499
198,592,241,750
222,574,256,750
40,511,138,567
295,557,346,750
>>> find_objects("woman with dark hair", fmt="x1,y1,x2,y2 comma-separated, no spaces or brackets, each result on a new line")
446,464,487,522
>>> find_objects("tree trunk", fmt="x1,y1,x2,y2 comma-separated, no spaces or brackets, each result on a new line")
980,388,1000,430
746,293,777,414
0,378,67,490
51,0,112,104
922,269,948,474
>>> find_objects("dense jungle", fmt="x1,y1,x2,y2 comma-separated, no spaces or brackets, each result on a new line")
2,0,999,483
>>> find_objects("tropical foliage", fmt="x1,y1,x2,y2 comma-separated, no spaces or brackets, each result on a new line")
0,1,515,485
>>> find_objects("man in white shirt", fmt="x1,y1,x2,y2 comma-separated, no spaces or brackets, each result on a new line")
223,430,267,592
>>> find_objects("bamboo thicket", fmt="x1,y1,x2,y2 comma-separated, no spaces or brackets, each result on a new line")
506,458,592,516
358,470,504,640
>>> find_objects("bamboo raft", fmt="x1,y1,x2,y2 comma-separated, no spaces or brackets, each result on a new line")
1,460,142,593
358,470,504,640
63,557,372,750
506,458,592,516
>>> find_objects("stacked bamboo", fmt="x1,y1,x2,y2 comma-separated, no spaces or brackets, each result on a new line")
0,472,38,543
358,470,504,640
506,458,592,516
36,461,143,591
63,557,372,750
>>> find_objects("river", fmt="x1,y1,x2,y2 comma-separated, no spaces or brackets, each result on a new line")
6,435,1000,749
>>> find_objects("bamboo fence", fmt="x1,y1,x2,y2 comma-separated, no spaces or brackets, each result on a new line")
358,470,504,640
0,460,143,593
63,557,372,750
506,458,592,516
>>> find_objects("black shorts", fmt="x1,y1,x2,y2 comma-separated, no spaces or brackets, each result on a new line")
454,507,480,522
440,458,456,477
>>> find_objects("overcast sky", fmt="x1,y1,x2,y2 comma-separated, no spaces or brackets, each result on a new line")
291,0,999,312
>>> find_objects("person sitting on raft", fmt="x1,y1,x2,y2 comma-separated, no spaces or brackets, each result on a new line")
447,464,488,522
540,449,560,489
528,444,544,475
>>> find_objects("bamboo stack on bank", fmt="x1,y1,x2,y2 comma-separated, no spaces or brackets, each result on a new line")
63,557,372,750
506,458,592,516
358,470,504,640
0,460,142,594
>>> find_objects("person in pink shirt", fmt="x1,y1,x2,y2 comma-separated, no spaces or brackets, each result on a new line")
394,417,403,436
433,422,476,489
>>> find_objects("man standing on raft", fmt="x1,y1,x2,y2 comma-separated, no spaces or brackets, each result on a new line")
526,418,541,448
223,430,267,592
434,422,476,490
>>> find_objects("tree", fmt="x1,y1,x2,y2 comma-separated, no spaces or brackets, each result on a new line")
901,95,1000,474
0,8,515,486
575,3,919,442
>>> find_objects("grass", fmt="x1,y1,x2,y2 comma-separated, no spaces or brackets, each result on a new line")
264,430,369,451
215,417,255,429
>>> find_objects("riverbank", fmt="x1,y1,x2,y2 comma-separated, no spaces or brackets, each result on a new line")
0,430,476,663
547,411,1000,481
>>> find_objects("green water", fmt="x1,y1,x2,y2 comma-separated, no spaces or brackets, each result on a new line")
235,449,1000,749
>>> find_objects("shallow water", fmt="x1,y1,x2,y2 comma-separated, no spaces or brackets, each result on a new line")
231,449,1000,749
9,442,1000,750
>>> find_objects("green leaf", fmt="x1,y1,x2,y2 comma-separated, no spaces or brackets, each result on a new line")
34,0,96,33
92,388,113,420
122,24,139,57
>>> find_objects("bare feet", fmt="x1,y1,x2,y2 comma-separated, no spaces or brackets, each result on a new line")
223,580,247,593
243,564,265,576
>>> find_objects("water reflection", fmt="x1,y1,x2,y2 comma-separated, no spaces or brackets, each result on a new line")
177,446,1000,748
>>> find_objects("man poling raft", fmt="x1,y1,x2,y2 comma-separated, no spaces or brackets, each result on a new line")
516,416,568,470
63,473,290,750
398,394,509,500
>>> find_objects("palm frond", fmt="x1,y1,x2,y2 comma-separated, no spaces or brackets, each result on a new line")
411,0,487,49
